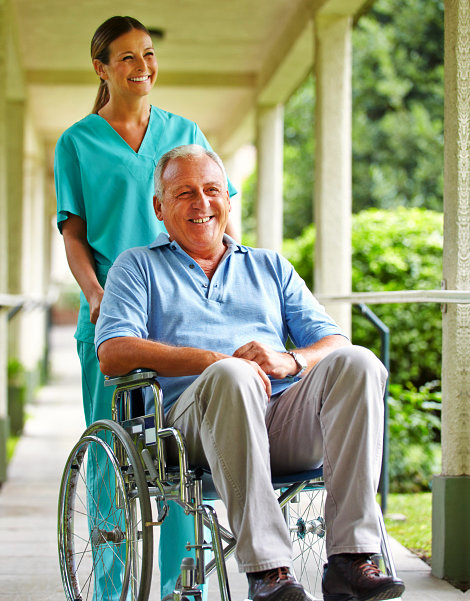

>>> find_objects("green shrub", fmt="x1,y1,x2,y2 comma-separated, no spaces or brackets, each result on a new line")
388,381,441,492
283,207,443,389
351,208,443,388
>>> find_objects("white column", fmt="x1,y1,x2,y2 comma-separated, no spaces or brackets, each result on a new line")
0,0,8,483
314,15,352,334
222,149,245,240
256,104,284,252
441,0,470,479
6,99,24,359
432,0,470,588
20,117,48,377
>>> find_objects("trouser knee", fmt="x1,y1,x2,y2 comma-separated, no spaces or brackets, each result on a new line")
326,345,387,384
198,357,268,415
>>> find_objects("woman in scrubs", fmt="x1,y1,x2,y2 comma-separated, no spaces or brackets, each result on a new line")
54,15,236,599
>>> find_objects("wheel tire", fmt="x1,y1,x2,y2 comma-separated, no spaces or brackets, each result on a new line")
284,485,327,600
58,419,153,601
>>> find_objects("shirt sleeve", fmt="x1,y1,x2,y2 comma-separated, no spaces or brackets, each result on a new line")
54,133,86,233
280,257,348,347
94,253,150,353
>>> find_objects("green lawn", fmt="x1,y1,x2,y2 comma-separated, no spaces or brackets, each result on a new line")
384,492,432,564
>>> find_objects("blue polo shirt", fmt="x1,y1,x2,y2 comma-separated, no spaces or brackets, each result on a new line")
95,233,345,411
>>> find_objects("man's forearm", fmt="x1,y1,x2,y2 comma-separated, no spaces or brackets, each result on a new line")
300,334,351,372
98,337,229,377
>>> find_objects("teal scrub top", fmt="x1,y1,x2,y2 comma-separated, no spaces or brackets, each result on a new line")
54,105,236,343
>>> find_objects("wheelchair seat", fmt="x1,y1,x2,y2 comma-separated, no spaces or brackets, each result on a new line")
198,467,324,500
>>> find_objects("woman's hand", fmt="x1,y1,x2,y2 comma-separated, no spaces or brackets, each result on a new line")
88,288,104,324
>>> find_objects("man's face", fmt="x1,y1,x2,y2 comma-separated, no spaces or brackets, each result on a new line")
154,155,231,258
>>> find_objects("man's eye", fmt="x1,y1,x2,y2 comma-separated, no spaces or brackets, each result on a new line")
145,51,155,57
123,55,133,61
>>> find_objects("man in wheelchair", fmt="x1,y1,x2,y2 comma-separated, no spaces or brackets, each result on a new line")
95,144,405,601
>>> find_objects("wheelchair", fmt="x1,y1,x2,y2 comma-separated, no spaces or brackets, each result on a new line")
57,369,398,601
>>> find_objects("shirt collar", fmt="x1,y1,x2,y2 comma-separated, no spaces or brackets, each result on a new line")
148,232,248,254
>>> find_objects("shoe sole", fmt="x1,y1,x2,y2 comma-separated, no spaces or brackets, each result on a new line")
323,581,405,601
257,584,308,601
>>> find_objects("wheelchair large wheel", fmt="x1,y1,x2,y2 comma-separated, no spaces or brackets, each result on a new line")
58,420,153,601
284,486,326,600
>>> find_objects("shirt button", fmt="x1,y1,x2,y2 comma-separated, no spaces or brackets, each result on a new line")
202,284,208,288
189,264,195,269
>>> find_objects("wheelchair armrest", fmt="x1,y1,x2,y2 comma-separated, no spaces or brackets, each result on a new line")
104,368,158,387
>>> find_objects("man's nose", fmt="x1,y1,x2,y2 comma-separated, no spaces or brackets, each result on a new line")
136,55,146,71
192,190,211,208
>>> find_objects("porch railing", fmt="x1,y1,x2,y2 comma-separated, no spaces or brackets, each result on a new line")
318,289,470,513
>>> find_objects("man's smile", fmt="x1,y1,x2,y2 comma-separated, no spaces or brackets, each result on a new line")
189,216,213,224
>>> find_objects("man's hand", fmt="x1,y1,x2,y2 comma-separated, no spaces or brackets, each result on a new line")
233,341,296,380
238,357,272,397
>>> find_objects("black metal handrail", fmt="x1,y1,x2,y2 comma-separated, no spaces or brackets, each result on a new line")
354,304,390,513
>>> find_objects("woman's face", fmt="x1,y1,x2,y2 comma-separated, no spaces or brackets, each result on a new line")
94,28,158,100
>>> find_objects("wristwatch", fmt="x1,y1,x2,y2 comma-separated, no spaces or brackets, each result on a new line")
285,350,308,377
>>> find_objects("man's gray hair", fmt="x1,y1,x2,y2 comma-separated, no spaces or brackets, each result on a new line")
154,144,227,199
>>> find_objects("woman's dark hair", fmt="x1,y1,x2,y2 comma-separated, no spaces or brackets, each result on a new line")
90,16,150,114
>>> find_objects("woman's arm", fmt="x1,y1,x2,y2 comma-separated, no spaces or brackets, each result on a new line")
62,214,104,324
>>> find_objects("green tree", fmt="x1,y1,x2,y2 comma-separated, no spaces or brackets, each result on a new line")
352,0,444,212
242,0,444,239
283,76,315,239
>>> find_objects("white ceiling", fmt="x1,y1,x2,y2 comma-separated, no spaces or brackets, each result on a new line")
10,0,372,160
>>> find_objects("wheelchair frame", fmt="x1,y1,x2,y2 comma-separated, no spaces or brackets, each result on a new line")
57,369,398,601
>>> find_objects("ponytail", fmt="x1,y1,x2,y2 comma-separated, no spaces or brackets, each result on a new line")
92,80,110,114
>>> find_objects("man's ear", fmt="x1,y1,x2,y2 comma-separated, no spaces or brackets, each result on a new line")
153,195,164,221
93,59,108,80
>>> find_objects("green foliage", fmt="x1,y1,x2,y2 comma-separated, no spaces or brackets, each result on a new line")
283,207,443,390
282,224,315,285
283,75,315,239
240,0,444,240
351,208,443,387
352,0,444,213
388,381,441,492
7,358,25,386
283,207,443,491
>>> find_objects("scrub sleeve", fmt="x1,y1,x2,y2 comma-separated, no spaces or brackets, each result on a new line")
55,106,234,599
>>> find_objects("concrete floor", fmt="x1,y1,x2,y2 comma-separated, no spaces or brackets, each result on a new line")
0,325,468,601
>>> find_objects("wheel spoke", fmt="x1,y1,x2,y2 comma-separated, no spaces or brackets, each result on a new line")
287,487,327,599
58,420,153,601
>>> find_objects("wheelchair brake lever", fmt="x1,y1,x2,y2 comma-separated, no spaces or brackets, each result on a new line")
142,448,169,525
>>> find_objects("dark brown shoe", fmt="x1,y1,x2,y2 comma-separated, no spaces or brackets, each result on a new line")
247,567,307,601
322,554,405,601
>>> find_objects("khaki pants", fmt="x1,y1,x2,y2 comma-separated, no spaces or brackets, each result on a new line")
166,345,387,573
